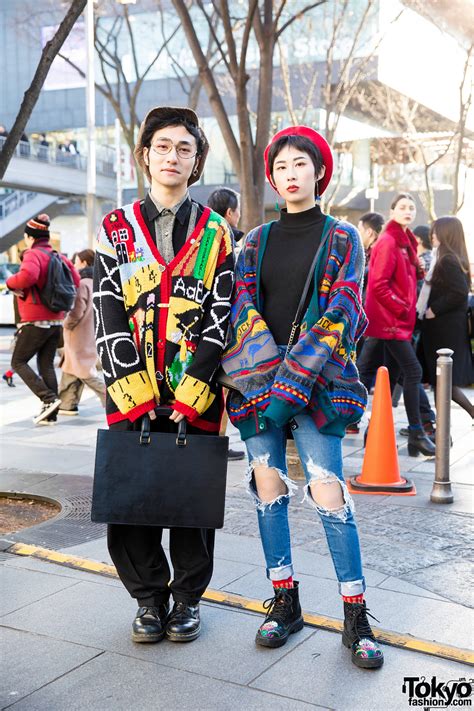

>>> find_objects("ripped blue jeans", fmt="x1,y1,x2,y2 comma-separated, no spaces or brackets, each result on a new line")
245,374,365,596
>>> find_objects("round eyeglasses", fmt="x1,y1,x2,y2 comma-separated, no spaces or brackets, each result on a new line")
151,138,197,159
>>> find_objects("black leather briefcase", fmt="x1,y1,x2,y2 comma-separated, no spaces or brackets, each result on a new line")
91,412,229,529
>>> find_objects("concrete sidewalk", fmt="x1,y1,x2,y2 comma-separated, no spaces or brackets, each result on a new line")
1,328,473,710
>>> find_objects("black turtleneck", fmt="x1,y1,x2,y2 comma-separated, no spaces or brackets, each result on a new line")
261,204,325,345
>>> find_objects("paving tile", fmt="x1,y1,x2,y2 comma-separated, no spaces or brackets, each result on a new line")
0,470,56,493
214,532,269,566
1,446,93,476
8,650,320,711
58,537,111,563
0,627,102,708
3,556,121,589
210,557,258,589
356,539,454,577
250,627,473,710
367,505,472,545
1,581,313,685
401,559,474,609
376,576,450,602
0,566,79,617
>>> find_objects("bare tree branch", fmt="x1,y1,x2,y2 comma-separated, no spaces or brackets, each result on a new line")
0,0,87,177
276,0,327,38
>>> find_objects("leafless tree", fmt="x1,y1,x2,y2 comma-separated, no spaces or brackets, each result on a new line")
452,43,473,214
59,0,186,198
356,43,473,221
277,0,404,212
163,7,222,114
0,0,87,178
171,0,328,231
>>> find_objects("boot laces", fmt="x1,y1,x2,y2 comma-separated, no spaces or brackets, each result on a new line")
262,589,293,624
351,604,379,639
169,601,188,620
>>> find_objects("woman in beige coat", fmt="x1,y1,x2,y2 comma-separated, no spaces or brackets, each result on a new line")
59,249,105,415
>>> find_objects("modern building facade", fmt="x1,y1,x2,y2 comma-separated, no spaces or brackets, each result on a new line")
1,0,472,255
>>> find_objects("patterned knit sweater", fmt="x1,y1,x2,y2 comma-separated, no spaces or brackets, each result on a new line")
222,216,368,440
93,200,234,429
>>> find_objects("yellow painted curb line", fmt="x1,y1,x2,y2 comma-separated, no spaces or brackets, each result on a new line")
7,542,474,667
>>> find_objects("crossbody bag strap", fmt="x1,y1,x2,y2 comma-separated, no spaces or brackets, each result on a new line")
286,216,338,354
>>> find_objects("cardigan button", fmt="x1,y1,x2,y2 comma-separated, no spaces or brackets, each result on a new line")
259,423,265,430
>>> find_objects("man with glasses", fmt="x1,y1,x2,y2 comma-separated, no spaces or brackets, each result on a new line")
93,107,234,644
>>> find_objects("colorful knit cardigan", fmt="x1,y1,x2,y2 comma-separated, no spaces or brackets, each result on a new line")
222,216,368,440
93,200,234,429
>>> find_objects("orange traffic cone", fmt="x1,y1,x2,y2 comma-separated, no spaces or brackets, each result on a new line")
347,366,416,496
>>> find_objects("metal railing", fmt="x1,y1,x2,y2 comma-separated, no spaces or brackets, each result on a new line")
0,135,116,177
0,190,38,219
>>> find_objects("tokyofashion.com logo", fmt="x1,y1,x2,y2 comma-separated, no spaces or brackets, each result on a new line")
402,676,473,707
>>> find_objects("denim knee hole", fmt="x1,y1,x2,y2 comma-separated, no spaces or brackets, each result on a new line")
303,459,354,523
247,454,298,514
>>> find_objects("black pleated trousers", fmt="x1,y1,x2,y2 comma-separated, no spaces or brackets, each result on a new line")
108,415,215,606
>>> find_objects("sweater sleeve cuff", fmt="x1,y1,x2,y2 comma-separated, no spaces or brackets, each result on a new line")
264,395,307,428
128,400,157,422
172,400,199,422
107,370,156,415
174,373,212,416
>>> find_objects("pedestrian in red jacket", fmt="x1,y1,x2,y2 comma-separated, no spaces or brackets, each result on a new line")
358,194,435,457
6,214,80,425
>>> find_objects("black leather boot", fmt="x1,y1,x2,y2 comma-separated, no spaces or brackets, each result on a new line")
407,428,436,457
132,603,169,643
342,601,384,669
166,601,201,642
255,583,304,649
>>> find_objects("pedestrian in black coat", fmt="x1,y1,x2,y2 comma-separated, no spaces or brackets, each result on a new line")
418,216,473,418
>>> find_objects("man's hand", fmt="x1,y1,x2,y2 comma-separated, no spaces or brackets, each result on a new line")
425,307,435,319
169,410,185,423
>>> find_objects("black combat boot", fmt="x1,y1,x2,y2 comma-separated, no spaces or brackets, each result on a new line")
166,601,201,642
132,603,169,643
255,583,304,648
342,601,384,669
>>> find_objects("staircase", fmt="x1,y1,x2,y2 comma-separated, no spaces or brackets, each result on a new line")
0,191,57,252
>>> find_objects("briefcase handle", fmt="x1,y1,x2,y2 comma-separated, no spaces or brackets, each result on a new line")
140,410,187,447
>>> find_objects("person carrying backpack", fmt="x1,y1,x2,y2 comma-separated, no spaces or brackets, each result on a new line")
6,214,80,425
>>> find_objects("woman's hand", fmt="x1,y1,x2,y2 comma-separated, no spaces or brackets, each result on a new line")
169,410,185,423
425,307,436,319
148,398,161,420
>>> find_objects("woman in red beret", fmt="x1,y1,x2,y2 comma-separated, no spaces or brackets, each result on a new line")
222,127,383,668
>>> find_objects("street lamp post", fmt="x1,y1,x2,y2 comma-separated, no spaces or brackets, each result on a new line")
85,0,96,248
86,0,136,245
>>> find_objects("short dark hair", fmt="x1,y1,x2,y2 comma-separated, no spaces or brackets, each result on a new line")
390,192,415,210
267,135,324,186
207,187,240,217
140,116,205,157
359,212,384,234
413,225,431,251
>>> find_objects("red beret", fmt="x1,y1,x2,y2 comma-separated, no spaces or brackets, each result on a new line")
264,125,333,196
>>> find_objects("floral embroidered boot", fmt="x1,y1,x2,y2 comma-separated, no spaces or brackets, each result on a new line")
255,582,304,648
342,601,384,669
